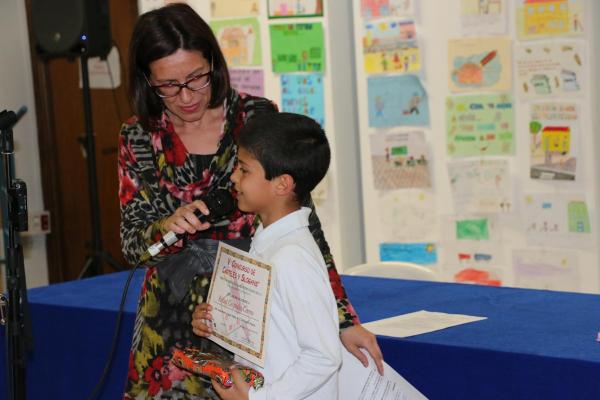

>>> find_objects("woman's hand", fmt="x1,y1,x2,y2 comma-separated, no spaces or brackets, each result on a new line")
191,303,214,337
163,200,212,235
340,324,385,375
212,368,251,400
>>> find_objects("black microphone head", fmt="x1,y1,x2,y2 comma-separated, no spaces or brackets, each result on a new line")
203,189,235,222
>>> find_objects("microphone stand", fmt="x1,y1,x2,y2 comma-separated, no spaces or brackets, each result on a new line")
76,50,125,278
0,107,33,400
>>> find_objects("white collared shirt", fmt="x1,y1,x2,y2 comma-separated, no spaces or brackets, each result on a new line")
238,207,341,400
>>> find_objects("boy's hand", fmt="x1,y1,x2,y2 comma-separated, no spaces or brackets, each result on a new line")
191,303,214,337
164,200,211,235
212,368,251,400
340,324,385,375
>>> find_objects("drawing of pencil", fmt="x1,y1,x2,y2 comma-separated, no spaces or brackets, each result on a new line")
480,50,497,66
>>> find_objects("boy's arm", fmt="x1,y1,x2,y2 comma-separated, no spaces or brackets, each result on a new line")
250,247,342,400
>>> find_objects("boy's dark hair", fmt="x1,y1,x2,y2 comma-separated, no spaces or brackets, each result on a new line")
238,113,330,203
129,3,230,130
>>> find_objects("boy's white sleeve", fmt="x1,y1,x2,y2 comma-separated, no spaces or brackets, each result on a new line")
250,246,342,400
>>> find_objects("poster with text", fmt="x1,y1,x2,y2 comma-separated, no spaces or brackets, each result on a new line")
516,0,584,40
363,20,421,74
280,73,324,127
369,131,431,190
361,0,415,18
230,69,264,97
515,41,584,100
529,102,579,181
513,248,580,291
268,0,323,18
377,190,438,243
211,0,259,18
523,193,591,248
368,75,429,128
460,0,507,35
270,23,324,73
211,18,262,67
448,159,512,214
448,37,512,93
446,93,514,157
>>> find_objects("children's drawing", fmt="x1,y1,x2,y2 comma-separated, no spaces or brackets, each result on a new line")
448,37,511,93
270,23,324,72
446,94,514,157
230,69,264,97
516,0,584,39
368,75,429,128
515,41,584,99
377,190,438,243
363,20,420,74
361,0,414,19
523,193,591,248
447,159,512,214
211,0,259,18
513,249,579,291
280,73,324,127
267,0,323,18
529,102,579,181
460,0,507,35
369,131,431,190
380,243,437,265
441,242,504,286
210,18,261,67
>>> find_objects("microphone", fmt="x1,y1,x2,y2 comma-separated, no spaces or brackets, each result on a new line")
142,189,235,262
0,105,27,131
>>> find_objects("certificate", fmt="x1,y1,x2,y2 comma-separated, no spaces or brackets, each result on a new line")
206,242,273,366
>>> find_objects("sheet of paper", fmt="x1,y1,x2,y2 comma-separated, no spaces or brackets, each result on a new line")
339,349,427,400
361,0,415,19
210,0,259,17
516,0,584,39
363,310,486,338
230,69,264,97
529,102,579,181
513,248,580,292
207,242,273,367
280,73,325,126
515,41,584,100
270,23,324,73
78,46,121,89
268,0,323,18
379,243,437,265
460,0,507,35
363,20,421,74
440,241,505,286
377,190,438,243
447,159,512,214
370,131,431,190
522,193,592,249
446,94,514,157
368,75,429,128
210,18,262,67
448,37,512,93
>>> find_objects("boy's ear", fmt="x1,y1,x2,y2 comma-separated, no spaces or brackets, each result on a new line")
274,173,296,196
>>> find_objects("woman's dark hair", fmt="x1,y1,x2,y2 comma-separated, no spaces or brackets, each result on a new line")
128,3,230,129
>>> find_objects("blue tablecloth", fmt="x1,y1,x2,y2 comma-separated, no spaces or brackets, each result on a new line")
1,270,600,399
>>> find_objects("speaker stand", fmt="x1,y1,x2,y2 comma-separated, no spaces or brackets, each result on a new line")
76,51,125,279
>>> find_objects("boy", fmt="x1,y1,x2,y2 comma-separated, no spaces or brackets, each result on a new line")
196,112,342,399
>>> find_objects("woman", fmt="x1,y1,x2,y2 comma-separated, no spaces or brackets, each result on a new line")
119,4,382,399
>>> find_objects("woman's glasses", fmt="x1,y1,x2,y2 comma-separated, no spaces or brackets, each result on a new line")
146,71,211,98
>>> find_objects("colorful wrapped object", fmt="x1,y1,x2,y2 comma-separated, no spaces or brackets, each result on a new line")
172,347,264,390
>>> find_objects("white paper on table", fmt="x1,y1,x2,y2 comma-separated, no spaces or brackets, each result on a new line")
339,349,427,400
363,310,486,338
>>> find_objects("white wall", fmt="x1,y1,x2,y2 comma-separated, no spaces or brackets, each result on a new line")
0,0,48,288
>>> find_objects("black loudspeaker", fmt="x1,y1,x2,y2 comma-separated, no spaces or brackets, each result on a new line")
31,0,111,58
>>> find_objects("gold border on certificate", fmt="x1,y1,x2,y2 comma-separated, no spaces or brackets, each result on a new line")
206,241,273,366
